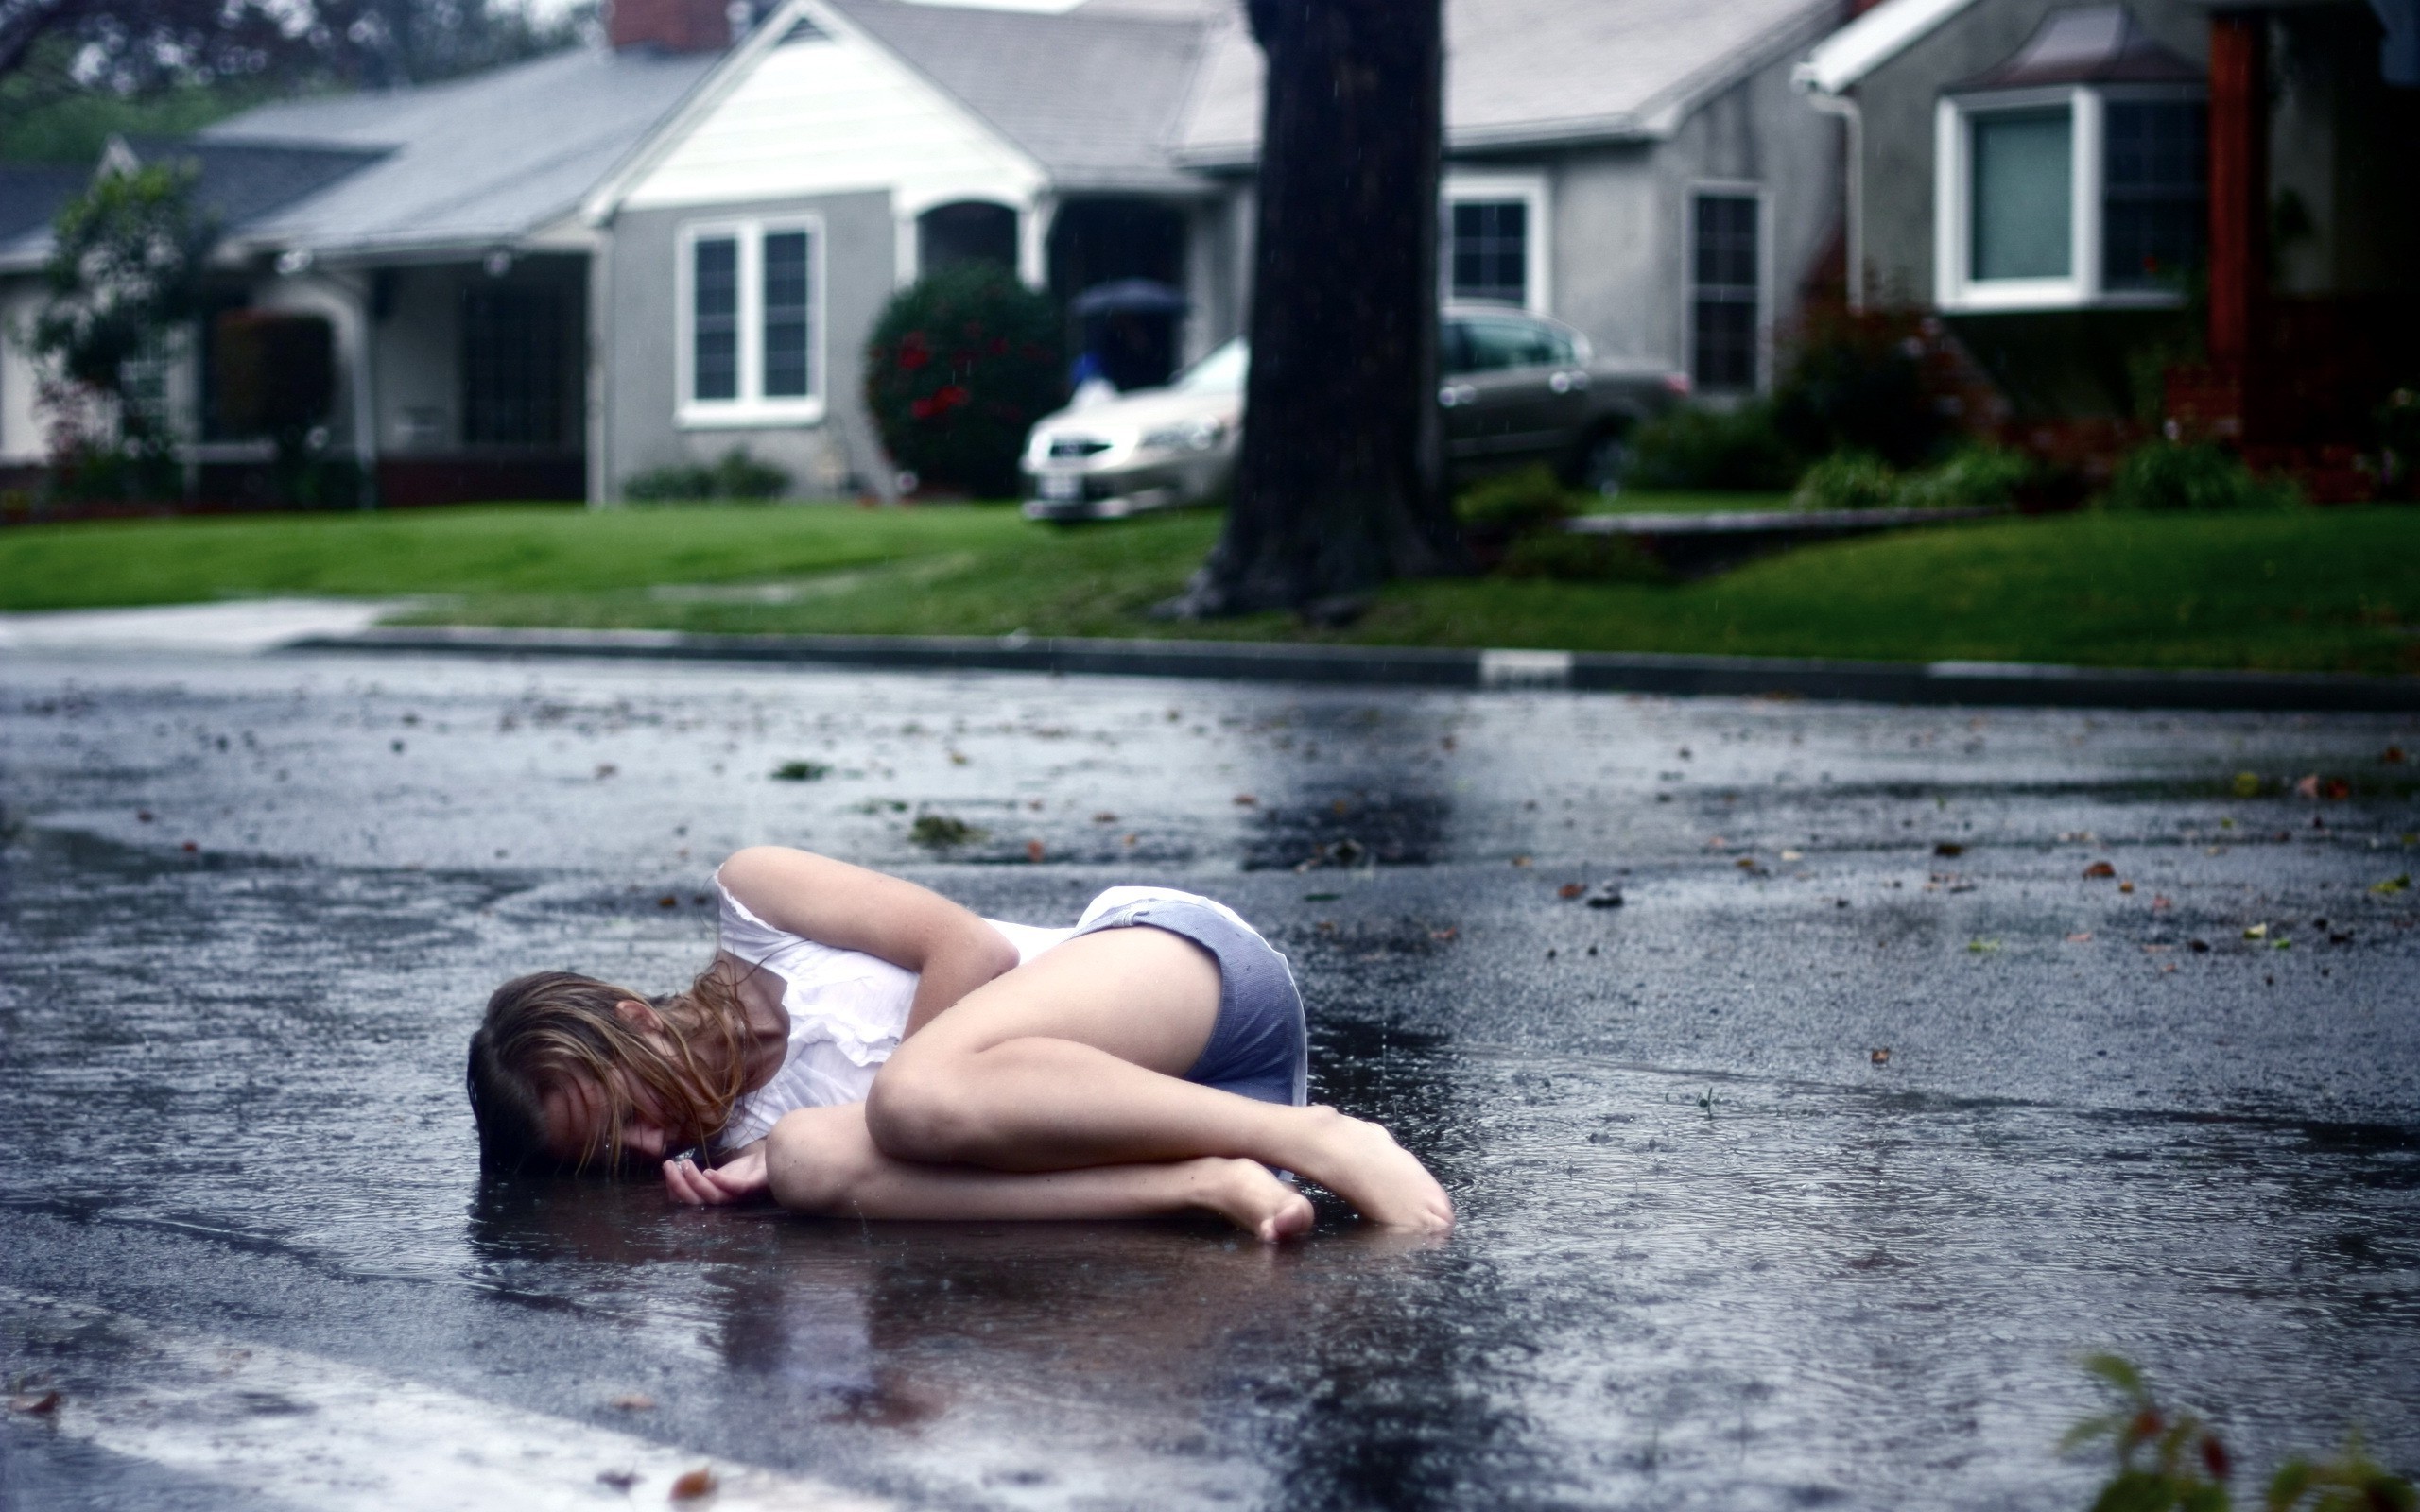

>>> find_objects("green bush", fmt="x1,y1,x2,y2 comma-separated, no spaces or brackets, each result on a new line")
1454,464,1577,536
623,447,790,503
1630,404,1799,491
1792,451,1899,511
1772,306,1947,468
1495,529,1668,583
2102,441,2300,512
1897,443,2034,509
864,265,1063,498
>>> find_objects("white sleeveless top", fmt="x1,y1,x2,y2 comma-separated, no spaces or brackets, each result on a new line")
709,880,1234,1151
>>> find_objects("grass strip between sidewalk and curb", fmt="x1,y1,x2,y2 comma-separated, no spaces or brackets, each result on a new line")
3,499,2415,679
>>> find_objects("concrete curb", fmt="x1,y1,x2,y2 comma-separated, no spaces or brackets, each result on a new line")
284,625,2420,713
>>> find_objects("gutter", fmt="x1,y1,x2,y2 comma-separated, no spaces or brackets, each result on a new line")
1794,74,1866,312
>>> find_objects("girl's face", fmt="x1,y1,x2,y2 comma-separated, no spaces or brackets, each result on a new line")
540,1069,679,1167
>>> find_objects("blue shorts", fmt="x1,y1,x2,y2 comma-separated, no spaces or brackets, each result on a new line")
1071,897,1307,1107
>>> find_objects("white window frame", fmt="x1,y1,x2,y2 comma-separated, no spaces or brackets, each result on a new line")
1936,84,2204,313
677,215,826,428
1683,180,1775,395
1443,170,1551,315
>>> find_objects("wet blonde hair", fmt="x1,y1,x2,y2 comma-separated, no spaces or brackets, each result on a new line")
466,960,755,1173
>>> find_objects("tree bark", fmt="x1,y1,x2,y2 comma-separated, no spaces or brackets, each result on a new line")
1167,0,1461,619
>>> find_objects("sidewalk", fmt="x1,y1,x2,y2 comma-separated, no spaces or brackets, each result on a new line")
293,623,2420,713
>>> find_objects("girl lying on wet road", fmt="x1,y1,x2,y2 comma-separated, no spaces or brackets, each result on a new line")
465,847,1453,1241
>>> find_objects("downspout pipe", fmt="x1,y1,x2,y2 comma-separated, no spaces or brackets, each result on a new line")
1793,68,1865,312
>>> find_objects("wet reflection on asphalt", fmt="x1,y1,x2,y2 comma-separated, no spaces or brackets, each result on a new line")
2,651,2414,1509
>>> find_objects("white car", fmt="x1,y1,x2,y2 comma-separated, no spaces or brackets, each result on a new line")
1021,340,1245,521
1020,312,1686,521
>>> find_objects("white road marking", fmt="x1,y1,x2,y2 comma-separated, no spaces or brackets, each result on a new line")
0,598,409,654
1479,648,1574,689
0,1289,888,1511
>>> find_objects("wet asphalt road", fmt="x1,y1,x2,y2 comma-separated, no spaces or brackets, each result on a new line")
2,646,2415,1511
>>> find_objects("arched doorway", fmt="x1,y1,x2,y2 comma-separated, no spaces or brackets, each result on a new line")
916,201,1018,275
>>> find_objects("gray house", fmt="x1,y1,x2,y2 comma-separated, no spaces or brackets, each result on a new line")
587,0,1850,502
0,26,718,505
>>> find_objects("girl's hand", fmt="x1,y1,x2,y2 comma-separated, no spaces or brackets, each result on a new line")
664,1147,769,1206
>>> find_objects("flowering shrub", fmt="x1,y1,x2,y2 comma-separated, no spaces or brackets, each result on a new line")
863,266,1063,498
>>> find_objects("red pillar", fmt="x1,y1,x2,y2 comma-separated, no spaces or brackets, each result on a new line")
2205,12,2266,365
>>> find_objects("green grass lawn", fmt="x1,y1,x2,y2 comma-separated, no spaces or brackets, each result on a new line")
3,501,2413,675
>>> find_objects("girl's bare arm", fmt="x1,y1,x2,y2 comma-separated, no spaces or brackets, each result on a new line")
664,1106,1312,1242
714,846,1019,1037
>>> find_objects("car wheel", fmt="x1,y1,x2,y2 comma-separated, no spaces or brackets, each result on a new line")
1575,431,1634,498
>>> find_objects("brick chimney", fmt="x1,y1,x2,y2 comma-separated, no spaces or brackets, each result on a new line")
608,0,739,53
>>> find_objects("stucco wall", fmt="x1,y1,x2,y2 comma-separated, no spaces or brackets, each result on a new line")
1540,47,1841,382
602,188,893,502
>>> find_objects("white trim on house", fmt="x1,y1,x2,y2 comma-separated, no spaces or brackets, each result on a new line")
675,215,828,428
1797,0,1988,94
1934,82,2203,312
1443,169,1552,315
1682,180,1776,394
588,0,1047,227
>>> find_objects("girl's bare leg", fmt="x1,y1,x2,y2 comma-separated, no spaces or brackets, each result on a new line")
740,1105,1313,1241
866,928,1453,1231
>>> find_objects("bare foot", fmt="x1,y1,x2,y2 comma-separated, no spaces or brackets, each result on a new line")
1291,1108,1455,1232
1186,1157,1315,1242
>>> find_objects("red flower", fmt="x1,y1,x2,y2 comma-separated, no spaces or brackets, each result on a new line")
897,332,930,372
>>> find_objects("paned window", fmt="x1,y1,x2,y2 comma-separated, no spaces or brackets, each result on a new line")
463,285,563,446
1449,200,1528,305
1936,88,2205,310
2101,100,2204,289
681,220,821,423
1691,193,1761,392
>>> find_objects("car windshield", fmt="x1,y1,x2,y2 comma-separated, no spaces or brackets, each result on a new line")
1170,339,1248,393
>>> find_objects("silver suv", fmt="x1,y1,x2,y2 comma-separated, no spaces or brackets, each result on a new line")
1022,308,1686,520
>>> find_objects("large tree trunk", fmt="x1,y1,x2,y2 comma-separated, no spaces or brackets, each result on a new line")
1167,0,1461,619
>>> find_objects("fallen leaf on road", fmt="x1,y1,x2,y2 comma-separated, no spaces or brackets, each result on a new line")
2118,881,2135,894
2385,746,2407,765
181,841,199,852
1967,938,2000,954
669,1467,717,1502
8,1392,59,1415
1232,794,1257,806
1557,883,1584,899
2083,861,2117,878
1512,855,1532,868
2066,932,2094,942
2294,774,2321,799
1025,839,1045,863
1781,850,1804,861
2374,874,2411,895
2152,895,2172,911
948,751,969,765
1092,812,1117,823
1303,891,1340,902
2189,938,2211,953
1429,927,1458,940
2232,772,2262,798
610,1394,655,1411
2243,923,2269,939
1870,1048,1890,1065
1933,842,1964,857
657,896,677,909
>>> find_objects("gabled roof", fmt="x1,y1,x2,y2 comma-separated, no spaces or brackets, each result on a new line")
833,0,1211,192
199,43,717,259
1952,5,2202,89
1175,0,1843,163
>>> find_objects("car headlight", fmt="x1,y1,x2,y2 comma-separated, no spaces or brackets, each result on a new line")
1139,418,1226,454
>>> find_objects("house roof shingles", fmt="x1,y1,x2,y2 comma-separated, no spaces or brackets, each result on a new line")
1174,0,1844,164
200,43,717,259
831,0,1211,193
